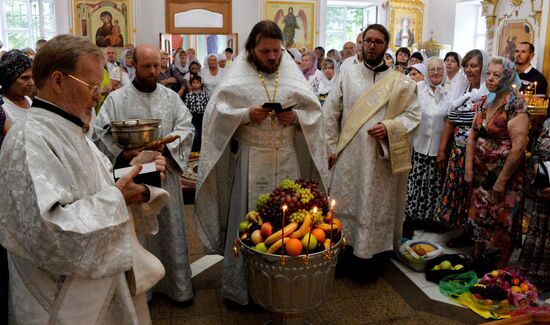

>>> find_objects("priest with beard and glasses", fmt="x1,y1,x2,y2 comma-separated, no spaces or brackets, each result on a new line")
194,20,327,306
324,24,421,282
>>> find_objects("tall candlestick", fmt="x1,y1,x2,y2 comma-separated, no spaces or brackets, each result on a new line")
306,207,317,258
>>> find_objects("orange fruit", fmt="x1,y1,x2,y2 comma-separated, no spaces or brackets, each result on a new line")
333,218,342,233
285,238,303,256
311,228,325,243
520,283,529,292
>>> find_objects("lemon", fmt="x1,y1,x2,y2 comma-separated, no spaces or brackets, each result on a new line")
432,265,441,271
440,260,452,270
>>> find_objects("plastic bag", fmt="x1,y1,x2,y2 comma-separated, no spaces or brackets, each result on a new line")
439,271,478,297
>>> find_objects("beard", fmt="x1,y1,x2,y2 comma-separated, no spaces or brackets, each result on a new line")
362,47,386,67
248,52,281,74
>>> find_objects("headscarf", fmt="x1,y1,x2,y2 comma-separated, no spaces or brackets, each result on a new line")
410,63,427,78
322,58,339,78
203,53,218,68
174,52,188,74
217,53,227,63
301,51,318,80
486,56,521,104
425,57,447,88
288,48,302,64
385,49,396,66
0,50,33,94
120,49,135,80
448,49,490,109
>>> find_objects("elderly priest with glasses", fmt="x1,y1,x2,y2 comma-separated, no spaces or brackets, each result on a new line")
0,35,168,324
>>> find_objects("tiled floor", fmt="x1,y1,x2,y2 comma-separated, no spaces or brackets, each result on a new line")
148,206,487,324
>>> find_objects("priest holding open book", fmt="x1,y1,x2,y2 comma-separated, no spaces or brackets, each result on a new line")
194,20,327,306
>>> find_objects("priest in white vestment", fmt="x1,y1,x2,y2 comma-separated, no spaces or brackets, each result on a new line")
194,21,327,305
94,44,195,304
0,35,167,324
324,24,421,281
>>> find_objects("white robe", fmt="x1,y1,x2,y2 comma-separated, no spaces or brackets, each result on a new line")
194,52,328,305
2,96,32,125
324,63,421,259
94,83,195,302
0,106,147,324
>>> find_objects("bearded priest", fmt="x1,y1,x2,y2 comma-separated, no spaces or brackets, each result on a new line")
194,20,327,305
324,24,421,282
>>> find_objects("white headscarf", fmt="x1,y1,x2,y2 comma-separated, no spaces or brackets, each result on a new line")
425,57,447,88
385,49,396,66
410,63,427,78
217,53,227,62
174,52,187,74
448,49,490,109
203,53,218,67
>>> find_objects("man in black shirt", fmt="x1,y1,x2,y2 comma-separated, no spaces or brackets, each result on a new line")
515,41,548,96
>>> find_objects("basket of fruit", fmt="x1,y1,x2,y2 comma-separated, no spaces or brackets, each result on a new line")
234,179,344,316
397,240,443,271
425,254,471,283
479,270,539,308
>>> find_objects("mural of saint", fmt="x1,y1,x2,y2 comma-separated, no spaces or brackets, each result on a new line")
395,17,414,47
274,6,307,48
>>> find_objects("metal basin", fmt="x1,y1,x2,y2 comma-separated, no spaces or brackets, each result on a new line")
110,119,161,149
237,236,342,316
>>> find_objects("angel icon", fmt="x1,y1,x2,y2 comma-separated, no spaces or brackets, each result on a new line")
274,7,307,48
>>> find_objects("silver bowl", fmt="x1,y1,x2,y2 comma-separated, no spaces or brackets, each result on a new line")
110,119,161,149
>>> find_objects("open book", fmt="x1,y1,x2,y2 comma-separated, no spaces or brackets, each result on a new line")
262,99,298,113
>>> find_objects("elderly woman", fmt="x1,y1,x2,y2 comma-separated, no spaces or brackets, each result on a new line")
0,50,34,125
465,57,529,268
436,49,489,247
201,53,225,97
218,53,227,69
403,57,448,236
159,50,181,93
519,117,550,289
301,51,325,96
318,58,338,104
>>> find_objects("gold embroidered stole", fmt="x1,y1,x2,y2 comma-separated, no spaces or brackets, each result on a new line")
335,70,417,174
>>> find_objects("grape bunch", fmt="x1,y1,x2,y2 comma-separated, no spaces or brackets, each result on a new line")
470,284,507,301
256,179,329,232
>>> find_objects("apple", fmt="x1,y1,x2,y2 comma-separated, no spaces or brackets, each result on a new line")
255,242,267,253
239,220,250,233
251,229,264,245
261,222,273,238
301,233,317,250
439,260,452,270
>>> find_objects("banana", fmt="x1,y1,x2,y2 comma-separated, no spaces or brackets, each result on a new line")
267,237,289,254
290,213,311,239
314,223,339,233
265,222,299,245
323,239,331,250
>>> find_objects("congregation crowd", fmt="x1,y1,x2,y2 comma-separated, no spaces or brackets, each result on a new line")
0,19,549,324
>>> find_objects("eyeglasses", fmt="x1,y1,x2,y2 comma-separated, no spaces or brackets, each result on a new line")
62,72,102,96
429,67,445,73
363,39,387,47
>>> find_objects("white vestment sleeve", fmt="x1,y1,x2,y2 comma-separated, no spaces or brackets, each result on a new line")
390,95,422,133
0,132,132,279
323,72,344,153
165,98,194,172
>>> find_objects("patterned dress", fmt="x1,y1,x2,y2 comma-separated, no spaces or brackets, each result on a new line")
468,94,527,247
436,91,480,226
519,118,550,288
183,90,209,151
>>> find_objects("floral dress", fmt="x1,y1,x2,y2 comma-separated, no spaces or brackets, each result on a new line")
436,91,480,226
468,94,528,247
519,118,550,288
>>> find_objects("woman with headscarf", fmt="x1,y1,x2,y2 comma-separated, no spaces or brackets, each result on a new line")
436,49,489,247
519,117,550,289
384,49,396,69
217,53,227,69
120,48,135,82
404,57,449,236
318,58,338,105
408,63,426,83
201,53,225,97
465,57,528,268
444,51,467,93
0,50,33,125
300,51,325,96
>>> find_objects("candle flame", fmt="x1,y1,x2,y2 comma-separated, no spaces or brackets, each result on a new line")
313,207,317,214
331,199,336,207
282,205,288,211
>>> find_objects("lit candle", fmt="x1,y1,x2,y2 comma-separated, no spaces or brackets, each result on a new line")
306,207,317,257
329,200,336,249
281,205,287,264
534,81,538,95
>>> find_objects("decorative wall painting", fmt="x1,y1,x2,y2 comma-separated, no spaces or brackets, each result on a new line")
264,0,316,51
